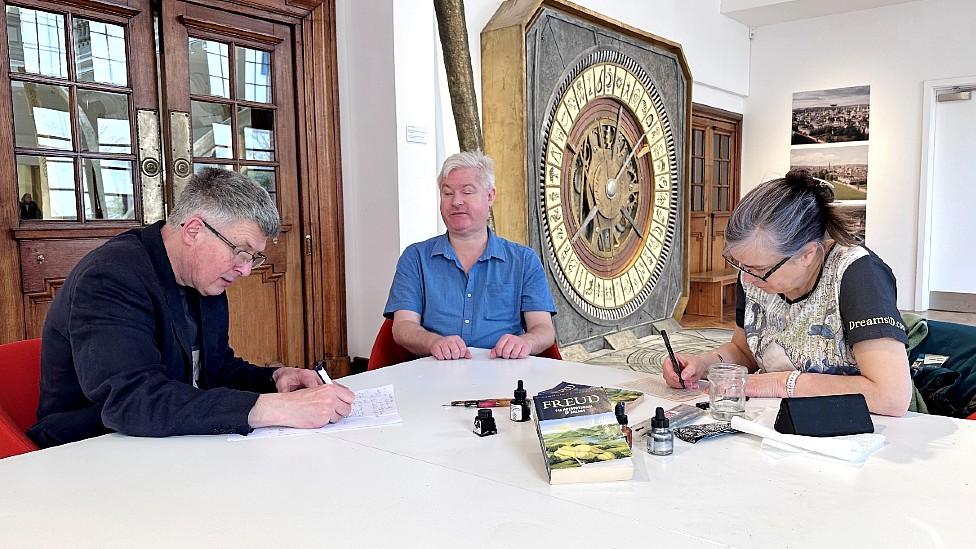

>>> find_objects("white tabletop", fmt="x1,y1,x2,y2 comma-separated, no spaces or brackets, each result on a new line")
2,349,973,548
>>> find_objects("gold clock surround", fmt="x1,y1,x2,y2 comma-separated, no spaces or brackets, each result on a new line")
482,0,691,342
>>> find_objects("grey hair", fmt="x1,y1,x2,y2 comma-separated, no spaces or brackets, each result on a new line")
167,168,280,238
437,150,495,191
725,169,858,257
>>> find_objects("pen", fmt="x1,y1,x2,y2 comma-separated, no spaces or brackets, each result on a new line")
443,398,512,408
661,330,684,389
314,363,334,385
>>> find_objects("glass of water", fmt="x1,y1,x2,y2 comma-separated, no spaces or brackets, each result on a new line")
705,363,748,420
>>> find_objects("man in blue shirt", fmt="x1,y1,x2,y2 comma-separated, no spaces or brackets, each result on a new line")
384,151,557,360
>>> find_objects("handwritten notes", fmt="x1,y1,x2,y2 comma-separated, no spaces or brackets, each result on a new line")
618,375,702,402
228,384,402,441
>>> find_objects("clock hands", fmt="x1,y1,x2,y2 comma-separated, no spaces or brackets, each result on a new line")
571,206,599,244
573,121,652,245
619,206,643,239
610,124,653,185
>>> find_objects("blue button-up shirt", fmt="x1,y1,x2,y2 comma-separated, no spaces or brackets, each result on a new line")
384,231,557,349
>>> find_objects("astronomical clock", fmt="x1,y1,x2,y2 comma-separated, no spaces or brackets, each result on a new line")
482,0,691,347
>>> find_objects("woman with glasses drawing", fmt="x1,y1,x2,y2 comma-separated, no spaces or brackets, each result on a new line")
663,170,911,416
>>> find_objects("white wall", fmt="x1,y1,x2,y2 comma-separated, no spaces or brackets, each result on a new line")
741,0,976,310
337,0,401,358
338,0,751,357
929,92,976,293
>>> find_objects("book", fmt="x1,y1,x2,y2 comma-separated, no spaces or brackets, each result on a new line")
603,386,644,408
532,381,634,484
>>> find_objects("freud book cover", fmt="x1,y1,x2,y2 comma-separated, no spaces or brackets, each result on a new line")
533,382,634,484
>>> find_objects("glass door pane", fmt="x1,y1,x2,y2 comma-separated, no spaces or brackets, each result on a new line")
4,5,149,225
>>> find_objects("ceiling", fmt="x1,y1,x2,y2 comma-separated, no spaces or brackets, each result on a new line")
721,0,921,27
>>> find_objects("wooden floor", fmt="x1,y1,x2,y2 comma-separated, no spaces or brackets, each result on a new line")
678,309,976,331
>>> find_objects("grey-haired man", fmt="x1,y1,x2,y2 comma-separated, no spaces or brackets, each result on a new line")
29,168,354,447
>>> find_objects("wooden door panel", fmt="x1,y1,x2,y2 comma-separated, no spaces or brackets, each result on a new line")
689,215,707,275
710,213,730,274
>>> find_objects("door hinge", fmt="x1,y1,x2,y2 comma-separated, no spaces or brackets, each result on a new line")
304,234,313,256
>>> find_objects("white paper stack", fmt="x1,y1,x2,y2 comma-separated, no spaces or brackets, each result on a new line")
731,415,885,463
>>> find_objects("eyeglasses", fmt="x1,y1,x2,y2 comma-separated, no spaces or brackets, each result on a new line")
723,253,791,282
185,219,267,268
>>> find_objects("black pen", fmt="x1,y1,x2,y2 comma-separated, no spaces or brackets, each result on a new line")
661,330,684,389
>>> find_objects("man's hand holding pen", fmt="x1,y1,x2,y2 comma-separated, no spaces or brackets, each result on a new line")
249,369,356,429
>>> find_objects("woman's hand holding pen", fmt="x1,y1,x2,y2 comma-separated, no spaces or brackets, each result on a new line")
662,353,708,390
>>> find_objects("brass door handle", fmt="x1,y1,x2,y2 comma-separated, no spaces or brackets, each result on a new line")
170,111,192,201
137,109,164,223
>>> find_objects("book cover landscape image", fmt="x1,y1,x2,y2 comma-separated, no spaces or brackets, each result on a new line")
533,383,634,484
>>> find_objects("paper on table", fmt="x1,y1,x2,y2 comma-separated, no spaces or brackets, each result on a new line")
730,415,885,463
228,384,402,441
618,374,702,402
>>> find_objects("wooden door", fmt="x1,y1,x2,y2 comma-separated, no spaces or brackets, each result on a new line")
689,104,741,275
0,0,159,341
159,1,303,367
0,0,349,374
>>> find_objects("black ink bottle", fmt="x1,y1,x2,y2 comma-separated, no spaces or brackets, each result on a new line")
473,409,498,436
648,406,673,456
510,380,530,422
615,401,632,448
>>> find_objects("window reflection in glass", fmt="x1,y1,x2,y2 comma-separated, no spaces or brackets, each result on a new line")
238,107,274,161
82,158,134,219
188,38,229,98
74,18,127,86
77,89,131,154
191,101,232,158
16,155,77,220
11,81,72,150
6,6,67,78
241,165,276,203
236,46,271,103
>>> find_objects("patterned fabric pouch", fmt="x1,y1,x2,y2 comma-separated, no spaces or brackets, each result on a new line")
673,422,736,444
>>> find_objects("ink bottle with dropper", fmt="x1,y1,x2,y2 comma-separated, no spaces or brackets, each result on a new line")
647,406,673,456
615,401,633,448
510,380,530,422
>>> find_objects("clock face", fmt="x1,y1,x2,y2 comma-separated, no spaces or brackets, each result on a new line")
540,50,678,321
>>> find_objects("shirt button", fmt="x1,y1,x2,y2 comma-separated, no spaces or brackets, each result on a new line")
464,319,470,324
466,293,471,298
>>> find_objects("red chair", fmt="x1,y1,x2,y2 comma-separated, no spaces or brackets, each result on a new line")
0,405,36,459
0,338,42,458
366,318,562,370
367,319,416,371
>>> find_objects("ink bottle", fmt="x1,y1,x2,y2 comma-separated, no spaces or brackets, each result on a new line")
510,380,530,422
648,406,673,456
473,409,498,437
615,401,633,448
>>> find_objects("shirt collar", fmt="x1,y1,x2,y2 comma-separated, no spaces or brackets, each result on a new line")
430,230,507,262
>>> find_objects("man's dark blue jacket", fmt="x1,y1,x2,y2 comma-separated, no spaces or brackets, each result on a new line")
28,221,277,448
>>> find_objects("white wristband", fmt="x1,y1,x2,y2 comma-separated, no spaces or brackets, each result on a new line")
786,370,803,398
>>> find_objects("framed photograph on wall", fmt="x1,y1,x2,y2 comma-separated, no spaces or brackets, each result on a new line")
791,85,870,145
791,85,870,243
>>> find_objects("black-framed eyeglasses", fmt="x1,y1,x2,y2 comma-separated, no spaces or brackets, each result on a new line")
724,253,791,282
184,219,267,268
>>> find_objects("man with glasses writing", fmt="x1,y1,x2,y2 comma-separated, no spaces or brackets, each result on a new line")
29,168,354,447
662,170,910,416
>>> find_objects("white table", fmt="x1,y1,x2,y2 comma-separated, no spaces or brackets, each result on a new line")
2,349,973,548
